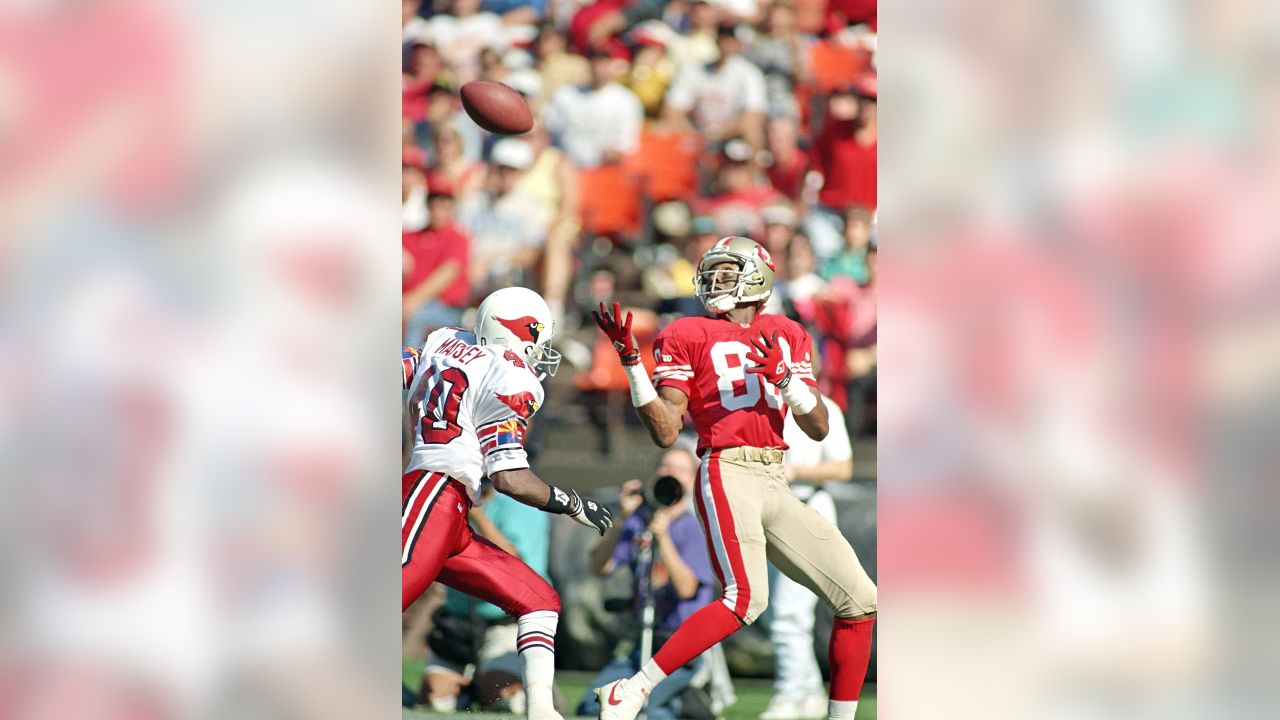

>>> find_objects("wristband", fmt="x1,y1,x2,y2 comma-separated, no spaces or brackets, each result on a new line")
543,486,579,515
624,362,659,407
780,380,818,415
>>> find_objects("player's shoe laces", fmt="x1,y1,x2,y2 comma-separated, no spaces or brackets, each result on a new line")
595,677,648,720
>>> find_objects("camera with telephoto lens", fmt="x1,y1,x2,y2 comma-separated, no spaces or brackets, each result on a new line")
641,475,684,508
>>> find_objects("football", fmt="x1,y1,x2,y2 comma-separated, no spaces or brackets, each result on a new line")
460,80,534,135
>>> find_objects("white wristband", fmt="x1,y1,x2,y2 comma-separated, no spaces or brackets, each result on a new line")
780,380,818,415
624,363,659,407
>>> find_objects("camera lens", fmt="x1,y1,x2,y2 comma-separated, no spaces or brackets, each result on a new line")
649,475,684,507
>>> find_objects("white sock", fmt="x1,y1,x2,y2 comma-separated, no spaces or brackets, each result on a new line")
631,659,667,693
829,699,859,719
517,610,559,709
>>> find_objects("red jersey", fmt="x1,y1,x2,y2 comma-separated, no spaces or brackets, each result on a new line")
652,313,818,453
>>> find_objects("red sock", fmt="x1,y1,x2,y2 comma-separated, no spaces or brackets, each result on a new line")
651,602,743,674
829,615,875,701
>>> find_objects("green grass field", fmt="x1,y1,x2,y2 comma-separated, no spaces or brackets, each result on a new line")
403,661,875,719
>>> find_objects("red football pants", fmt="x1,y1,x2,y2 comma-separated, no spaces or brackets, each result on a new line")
402,470,560,614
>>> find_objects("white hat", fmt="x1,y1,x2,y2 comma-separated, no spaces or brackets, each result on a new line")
505,68,543,99
491,138,534,170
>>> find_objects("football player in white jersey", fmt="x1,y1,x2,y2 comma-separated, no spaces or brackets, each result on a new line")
403,287,613,720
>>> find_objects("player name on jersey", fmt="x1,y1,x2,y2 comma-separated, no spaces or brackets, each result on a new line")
436,335,487,365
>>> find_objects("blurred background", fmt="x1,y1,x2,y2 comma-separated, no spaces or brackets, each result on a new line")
400,0,878,716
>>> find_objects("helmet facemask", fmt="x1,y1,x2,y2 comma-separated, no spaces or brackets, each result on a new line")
528,342,561,379
695,253,770,314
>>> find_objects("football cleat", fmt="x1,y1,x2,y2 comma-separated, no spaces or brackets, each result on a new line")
595,677,649,720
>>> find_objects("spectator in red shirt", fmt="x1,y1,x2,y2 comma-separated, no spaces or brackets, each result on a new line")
403,181,472,345
763,115,811,201
807,78,876,259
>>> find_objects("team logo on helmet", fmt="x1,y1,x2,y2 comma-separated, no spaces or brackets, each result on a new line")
754,245,775,271
494,391,540,419
493,315,544,343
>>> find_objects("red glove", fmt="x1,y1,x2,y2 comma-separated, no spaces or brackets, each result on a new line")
592,301,641,366
745,331,793,388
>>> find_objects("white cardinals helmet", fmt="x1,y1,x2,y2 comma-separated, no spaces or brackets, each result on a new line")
474,287,561,379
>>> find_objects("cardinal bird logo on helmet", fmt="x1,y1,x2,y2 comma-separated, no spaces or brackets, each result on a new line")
494,391,540,419
493,315,544,343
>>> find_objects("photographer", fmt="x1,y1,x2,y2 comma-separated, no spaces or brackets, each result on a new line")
578,447,717,720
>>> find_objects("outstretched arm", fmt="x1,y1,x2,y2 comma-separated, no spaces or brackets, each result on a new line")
593,301,689,448
490,467,614,535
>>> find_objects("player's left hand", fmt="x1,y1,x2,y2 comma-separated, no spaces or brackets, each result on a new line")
569,489,615,535
745,331,792,388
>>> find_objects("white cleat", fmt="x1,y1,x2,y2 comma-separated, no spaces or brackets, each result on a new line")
595,677,649,720
525,708,564,720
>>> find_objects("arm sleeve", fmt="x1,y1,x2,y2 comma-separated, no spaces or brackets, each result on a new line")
476,366,545,477
652,327,694,397
788,326,819,388
402,346,420,391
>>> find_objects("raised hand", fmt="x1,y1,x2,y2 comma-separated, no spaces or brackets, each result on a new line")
744,330,792,388
592,301,640,366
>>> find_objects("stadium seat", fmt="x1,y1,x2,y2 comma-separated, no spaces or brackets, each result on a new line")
577,163,643,237
624,130,702,203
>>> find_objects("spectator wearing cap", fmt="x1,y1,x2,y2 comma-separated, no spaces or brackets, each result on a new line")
807,75,876,258
744,0,809,120
542,47,644,167
404,179,473,345
663,22,767,150
457,139,553,295
696,139,781,238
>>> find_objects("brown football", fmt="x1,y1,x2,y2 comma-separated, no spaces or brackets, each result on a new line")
460,80,533,135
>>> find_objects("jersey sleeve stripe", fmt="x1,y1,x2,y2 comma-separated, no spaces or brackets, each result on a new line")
654,364,692,371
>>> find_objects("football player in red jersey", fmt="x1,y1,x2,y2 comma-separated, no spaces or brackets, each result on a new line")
591,237,877,720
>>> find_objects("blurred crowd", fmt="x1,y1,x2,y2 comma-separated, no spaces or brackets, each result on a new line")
403,0,878,438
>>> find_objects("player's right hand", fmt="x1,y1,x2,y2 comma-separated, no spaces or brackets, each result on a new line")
592,301,640,366
569,490,615,535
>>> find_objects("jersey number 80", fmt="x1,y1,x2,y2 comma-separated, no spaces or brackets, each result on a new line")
708,340,789,411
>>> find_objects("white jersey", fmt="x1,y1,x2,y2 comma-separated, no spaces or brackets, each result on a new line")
405,327,544,504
